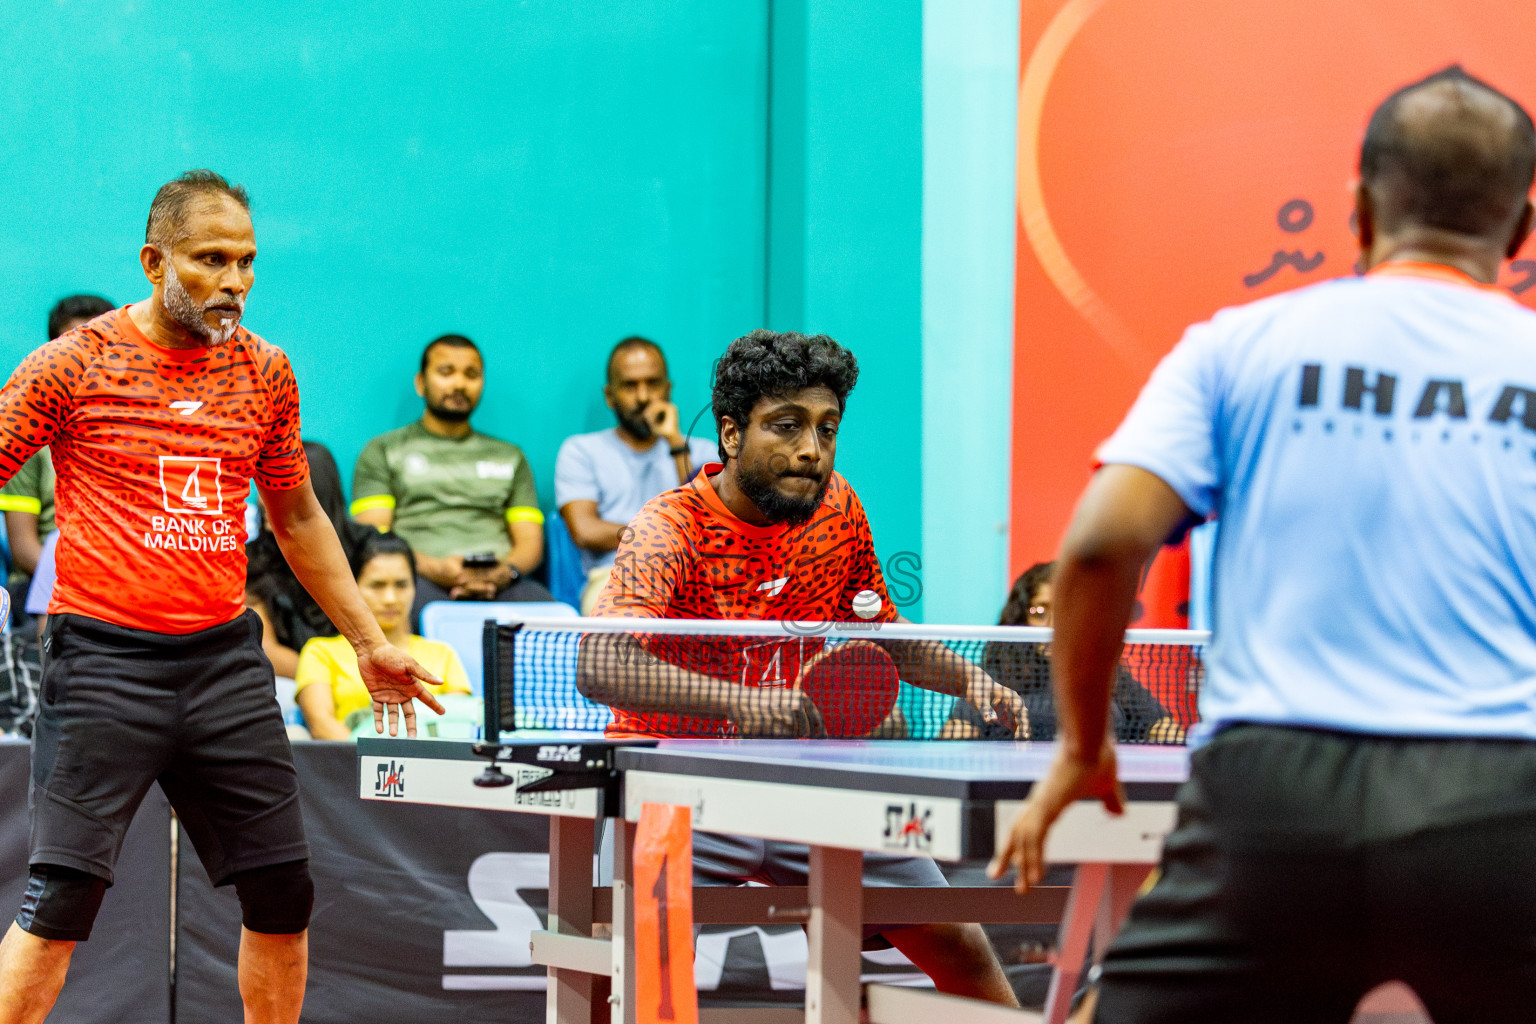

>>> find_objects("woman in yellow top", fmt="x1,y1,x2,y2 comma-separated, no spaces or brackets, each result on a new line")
295,531,471,740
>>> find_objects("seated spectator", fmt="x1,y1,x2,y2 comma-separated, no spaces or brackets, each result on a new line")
0,294,115,631
351,334,553,625
942,561,1185,743
246,440,374,676
556,337,717,613
294,531,470,740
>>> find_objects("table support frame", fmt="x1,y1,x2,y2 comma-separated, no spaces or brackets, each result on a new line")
547,815,599,1024
805,845,864,1024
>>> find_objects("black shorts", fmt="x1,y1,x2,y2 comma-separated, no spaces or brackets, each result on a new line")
30,612,308,886
1094,724,1536,1024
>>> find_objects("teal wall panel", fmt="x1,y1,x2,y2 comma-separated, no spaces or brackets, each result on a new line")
2,0,945,618
775,0,926,617
0,1,769,507
921,0,1020,624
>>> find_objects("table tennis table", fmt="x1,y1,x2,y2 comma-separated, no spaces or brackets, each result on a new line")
358,736,1186,1024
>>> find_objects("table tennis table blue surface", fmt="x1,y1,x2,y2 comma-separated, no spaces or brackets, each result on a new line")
621,739,1190,801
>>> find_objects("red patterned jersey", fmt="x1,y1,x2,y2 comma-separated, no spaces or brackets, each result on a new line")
0,307,308,633
591,464,898,736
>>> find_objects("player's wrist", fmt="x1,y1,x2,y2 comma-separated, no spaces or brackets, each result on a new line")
721,686,755,726
352,631,388,664
1057,732,1110,763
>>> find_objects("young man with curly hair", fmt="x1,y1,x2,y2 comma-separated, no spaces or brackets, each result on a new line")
578,329,1025,1005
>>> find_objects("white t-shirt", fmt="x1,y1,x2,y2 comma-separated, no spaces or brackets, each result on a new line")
554,428,718,572
1099,262,1536,743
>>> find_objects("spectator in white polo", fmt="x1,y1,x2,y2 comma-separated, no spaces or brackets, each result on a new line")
352,334,553,625
556,337,717,613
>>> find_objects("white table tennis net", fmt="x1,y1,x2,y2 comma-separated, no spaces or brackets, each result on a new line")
483,618,1206,742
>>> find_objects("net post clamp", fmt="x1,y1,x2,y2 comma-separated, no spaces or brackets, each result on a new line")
469,738,656,792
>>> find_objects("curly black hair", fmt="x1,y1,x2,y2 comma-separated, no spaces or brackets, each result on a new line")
711,330,859,457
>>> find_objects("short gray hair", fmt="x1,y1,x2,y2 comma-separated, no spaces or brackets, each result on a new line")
144,170,250,251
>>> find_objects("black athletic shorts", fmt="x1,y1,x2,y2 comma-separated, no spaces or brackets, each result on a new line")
1094,723,1536,1023
30,611,308,886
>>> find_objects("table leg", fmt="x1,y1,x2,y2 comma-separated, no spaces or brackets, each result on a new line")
805,845,863,1024
547,816,598,1024
1042,863,1108,1024
1093,864,1152,967
610,819,638,1024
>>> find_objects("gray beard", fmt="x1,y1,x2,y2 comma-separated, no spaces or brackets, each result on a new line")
164,262,241,347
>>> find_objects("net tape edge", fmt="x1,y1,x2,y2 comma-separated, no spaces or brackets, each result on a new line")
492,616,1209,646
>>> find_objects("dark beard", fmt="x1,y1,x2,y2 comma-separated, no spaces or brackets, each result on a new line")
427,400,472,423
615,406,653,441
736,459,829,526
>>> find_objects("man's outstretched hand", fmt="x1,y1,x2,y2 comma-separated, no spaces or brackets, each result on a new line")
358,642,447,738
987,740,1125,892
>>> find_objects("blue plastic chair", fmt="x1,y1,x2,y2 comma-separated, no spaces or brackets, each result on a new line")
419,600,578,693
544,514,586,610
417,600,610,732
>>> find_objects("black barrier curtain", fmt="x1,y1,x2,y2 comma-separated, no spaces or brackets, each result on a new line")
174,742,548,1024
0,740,1057,1023
174,744,1056,1020
0,741,173,1024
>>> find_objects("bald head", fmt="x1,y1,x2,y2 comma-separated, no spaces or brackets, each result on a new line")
1360,66,1535,241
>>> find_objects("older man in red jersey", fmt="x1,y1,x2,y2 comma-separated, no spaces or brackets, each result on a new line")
0,171,444,1024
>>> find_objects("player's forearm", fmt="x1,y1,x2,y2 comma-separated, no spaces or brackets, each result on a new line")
1053,465,1193,758
1051,544,1151,759
877,638,974,697
575,633,743,719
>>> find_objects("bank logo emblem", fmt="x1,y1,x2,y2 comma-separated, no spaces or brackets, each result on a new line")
375,760,406,798
157,456,223,516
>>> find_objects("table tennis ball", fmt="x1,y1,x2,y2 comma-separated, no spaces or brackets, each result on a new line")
852,589,881,620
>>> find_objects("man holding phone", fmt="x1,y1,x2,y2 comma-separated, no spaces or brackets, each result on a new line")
556,336,717,613
352,334,555,625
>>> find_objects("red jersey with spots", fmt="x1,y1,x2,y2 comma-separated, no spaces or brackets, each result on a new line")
591,464,898,737
0,308,308,634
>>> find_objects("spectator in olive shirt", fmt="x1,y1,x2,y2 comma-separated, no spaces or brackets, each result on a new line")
352,334,553,624
0,294,115,623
